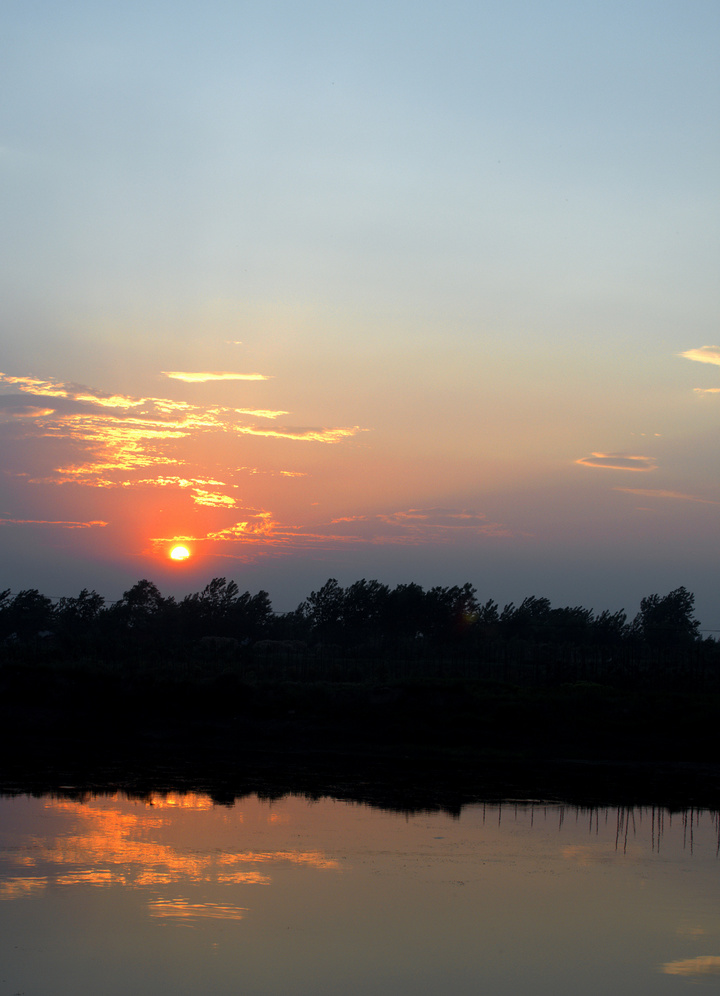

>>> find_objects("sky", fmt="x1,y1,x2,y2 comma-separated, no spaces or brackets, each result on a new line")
1,0,718,628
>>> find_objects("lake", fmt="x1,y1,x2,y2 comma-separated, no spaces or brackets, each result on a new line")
1,791,719,994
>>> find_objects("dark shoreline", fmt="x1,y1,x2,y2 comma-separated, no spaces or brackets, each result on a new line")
3,750,720,816
3,664,720,813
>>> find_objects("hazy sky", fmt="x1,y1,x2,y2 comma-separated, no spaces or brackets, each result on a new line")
1,0,718,628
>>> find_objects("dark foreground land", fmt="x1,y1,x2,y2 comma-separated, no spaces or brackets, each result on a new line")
2,661,720,813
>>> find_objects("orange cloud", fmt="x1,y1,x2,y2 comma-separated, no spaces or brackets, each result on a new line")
0,373,144,409
662,956,720,977
233,408,290,418
151,506,510,562
2,373,362,504
575,453,656,472
192,489,237,508
235,425,362,443
680,345,720,367
0,400,56,418
120,476,238,507
694,388,720,396
162,371,269,382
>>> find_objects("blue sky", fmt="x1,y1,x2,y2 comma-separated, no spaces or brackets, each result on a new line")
1,1,718,628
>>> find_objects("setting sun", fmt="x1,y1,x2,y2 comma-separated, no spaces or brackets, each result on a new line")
170,545,190,561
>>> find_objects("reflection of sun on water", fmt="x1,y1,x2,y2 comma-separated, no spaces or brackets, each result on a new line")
170,545,190,561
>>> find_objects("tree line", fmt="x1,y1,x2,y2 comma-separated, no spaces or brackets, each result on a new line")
0,577,714,673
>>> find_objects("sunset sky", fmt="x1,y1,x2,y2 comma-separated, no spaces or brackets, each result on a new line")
1,1,718,627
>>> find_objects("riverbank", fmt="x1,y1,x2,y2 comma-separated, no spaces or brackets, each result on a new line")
2,663,720,812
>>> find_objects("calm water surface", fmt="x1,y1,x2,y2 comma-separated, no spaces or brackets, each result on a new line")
1,792,719,995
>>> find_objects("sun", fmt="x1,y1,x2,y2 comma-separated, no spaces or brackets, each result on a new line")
169,545,190,561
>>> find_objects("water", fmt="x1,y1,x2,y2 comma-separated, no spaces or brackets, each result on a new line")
1,792,719,995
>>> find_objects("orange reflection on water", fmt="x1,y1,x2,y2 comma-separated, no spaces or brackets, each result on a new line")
0,876,48,900
144,793,215,811
217,851,340,870
217,871,271,885
56,870,127,887
148,897,248,921
0,793,340,906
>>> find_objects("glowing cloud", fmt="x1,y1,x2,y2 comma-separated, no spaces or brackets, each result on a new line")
0,373,144,409
0,397,56,418
680,345,720,367
235,424,362,443
575,453,657,472
206,511,277,542
1,374,362,504
694,388,720,396
233,408,290,419
162,371,269,382
661,956,720,977
192,489,237,508
151,506,510,562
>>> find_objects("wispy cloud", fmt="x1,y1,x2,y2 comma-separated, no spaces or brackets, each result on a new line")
1,373,362,493
680,345,720,367
575,453,657,472
162,371,269,382
233,408,290,419
331,507,510,541
694,388,720,396
661,956,720,977
0,517,107,528
0,397,56,418
152,506,510,561
1,370,365,559
614,487,719,505
192,490,237,508
235,425,362,443
0,374,143,409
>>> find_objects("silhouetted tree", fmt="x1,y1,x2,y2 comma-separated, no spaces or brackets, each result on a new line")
102,580,177,657
424,584,479,642
300,579,345,640
229,589,273,641
342,579,391,644
3,589,54,642
592,609,629,646
55,589,105,651
0,573,714,680
56,588,105,625
120,579,167,626
386,583,427,645
633,587,700,648
500,596,552,641
546,605,594,645
179,578,240,637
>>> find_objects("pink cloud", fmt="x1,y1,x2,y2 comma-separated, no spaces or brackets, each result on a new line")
575,453,656,472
